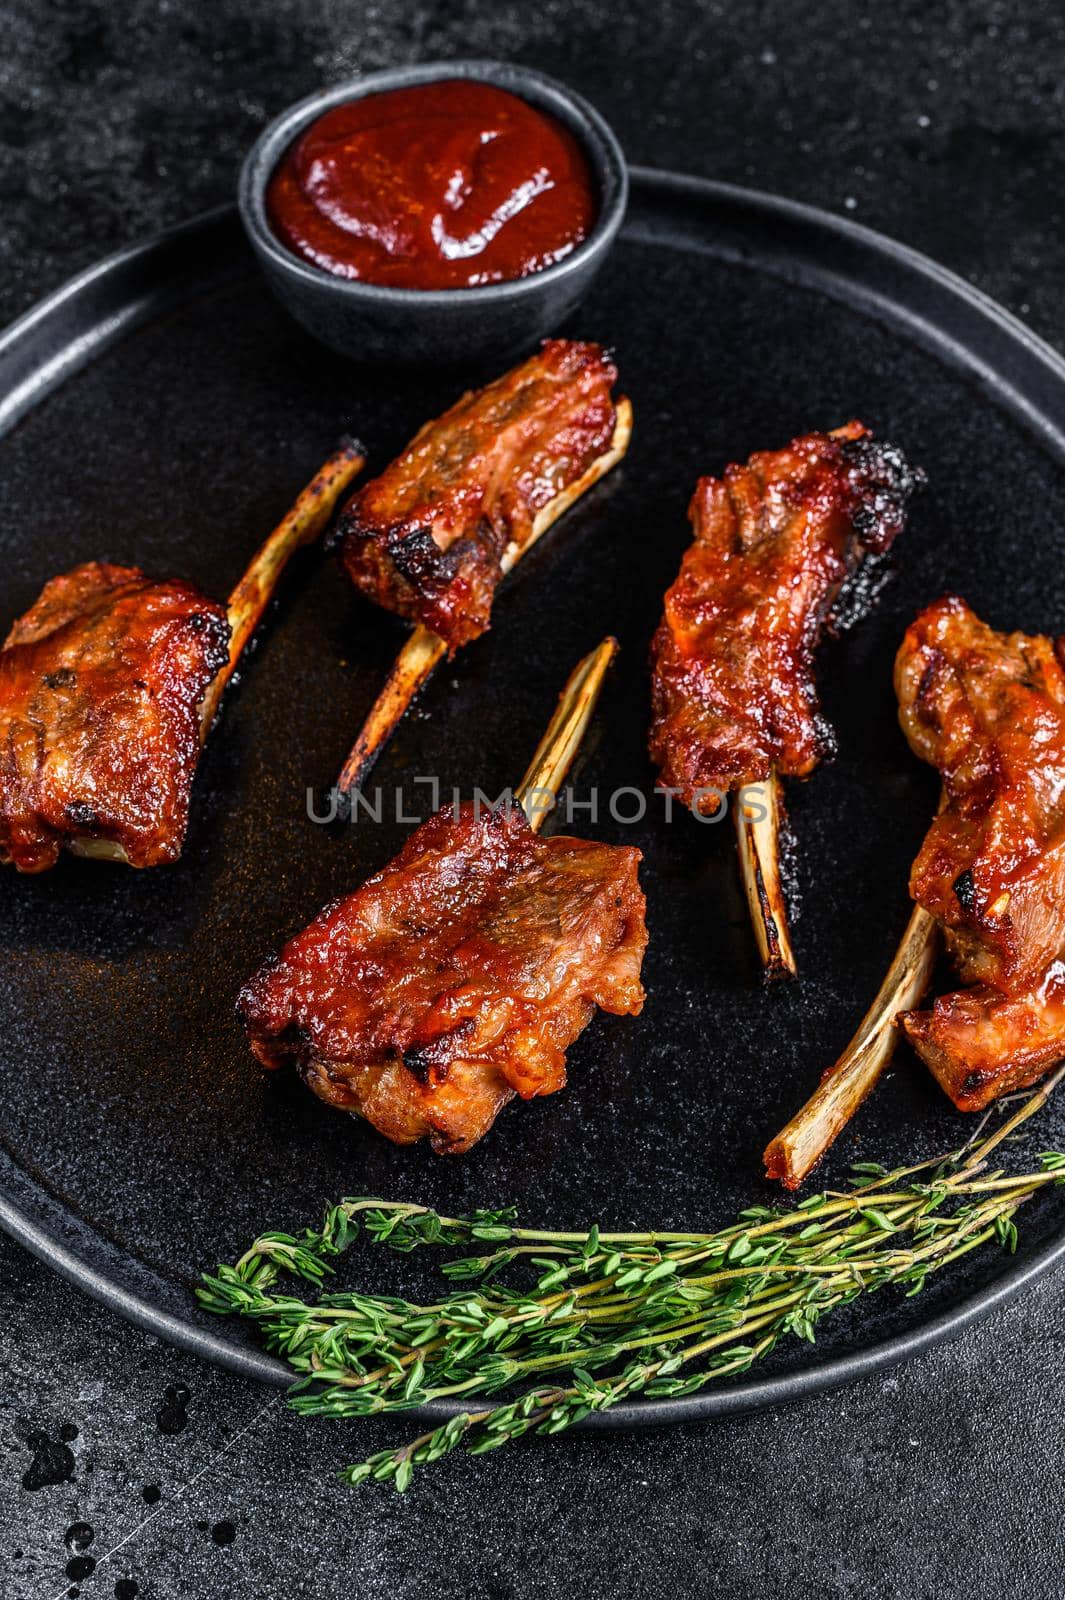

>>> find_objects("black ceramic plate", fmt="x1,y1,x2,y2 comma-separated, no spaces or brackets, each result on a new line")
2,170,1064,1429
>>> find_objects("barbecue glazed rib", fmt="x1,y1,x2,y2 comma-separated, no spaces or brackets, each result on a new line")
239,803,647,1154
0,563,228,872
649,422,923,807
336,339,621,651
0,443,365,875
895,595,1065,1108
895,596,1065,992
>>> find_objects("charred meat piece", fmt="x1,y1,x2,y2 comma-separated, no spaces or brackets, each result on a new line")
0,446,364,876
896,596,1065,993
900,977,1065,1111
239,802,647,1154
0,562,229,872
765,593,1065,1170
896,595,1065,1108
649,423,923,809
336,340,620,651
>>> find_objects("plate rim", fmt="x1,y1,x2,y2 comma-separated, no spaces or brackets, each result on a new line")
1,164,1063,1428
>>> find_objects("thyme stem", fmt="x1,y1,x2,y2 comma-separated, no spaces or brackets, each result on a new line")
199,1081,1065,1491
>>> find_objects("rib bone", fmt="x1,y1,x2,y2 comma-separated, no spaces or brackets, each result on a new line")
336,399,632,796
735,773,797,981
764,904,940,1187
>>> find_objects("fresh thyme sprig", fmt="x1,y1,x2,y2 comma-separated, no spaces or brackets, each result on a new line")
199,1071,1065,1491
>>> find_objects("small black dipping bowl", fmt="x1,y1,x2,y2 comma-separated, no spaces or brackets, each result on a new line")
238,59,628,367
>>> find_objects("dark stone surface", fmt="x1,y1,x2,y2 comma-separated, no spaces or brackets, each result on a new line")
1,2,1063,1595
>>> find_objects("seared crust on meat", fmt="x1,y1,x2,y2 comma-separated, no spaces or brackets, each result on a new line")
896,596,1065,1109
900,980,1065,1110
336,340,619,650
649,424,922,809
0,562,229,871
896,596,1065,994
239,803,647,1154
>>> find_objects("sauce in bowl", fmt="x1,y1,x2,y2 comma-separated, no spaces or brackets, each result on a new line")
265,80,598,290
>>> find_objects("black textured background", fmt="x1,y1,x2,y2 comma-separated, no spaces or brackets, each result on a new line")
2,3,1064,1597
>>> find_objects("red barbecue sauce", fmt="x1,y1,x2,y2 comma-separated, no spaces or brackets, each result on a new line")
266,81,597,289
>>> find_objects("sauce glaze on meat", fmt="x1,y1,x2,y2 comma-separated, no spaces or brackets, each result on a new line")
896,596,1065,1107
336,340,619,650
649,423,923,810
0,562,229,872
239,802,647,1154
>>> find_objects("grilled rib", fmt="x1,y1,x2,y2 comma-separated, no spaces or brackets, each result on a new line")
336,339,622,651
239,802,647,1155
0,444,364,874
649,421,922,979
896,595,1065,1107
896,595,1065,992
0,562,228,872
649,422,923,807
